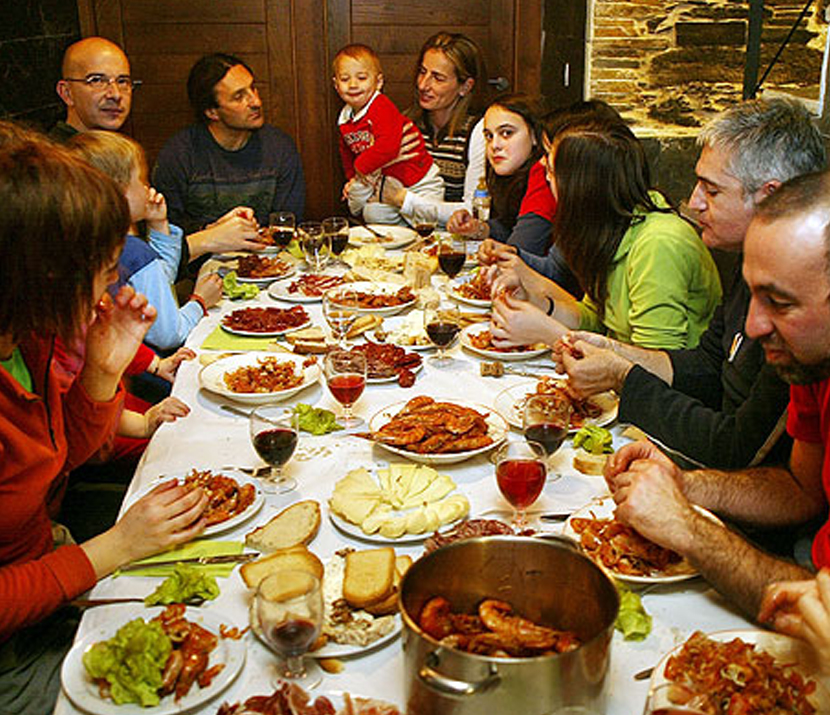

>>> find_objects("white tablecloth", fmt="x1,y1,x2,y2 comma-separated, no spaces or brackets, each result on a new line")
54,284,754,715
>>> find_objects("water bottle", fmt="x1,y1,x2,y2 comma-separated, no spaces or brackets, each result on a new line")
472,178,490,222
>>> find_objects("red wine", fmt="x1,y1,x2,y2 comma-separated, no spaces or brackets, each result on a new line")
253,428,298,467
329,233,348,255
524,422,568,456
269,618,318,656
273,229,294,248
328,373,365,406
438,250,465,278
415,223,435,238
426,321,460,347
496,459,546,509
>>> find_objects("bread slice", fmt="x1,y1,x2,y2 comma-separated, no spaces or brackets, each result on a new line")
285,326,326,344
364,554,413,615
246,500,321,552
573,449,608,476
257,568,318,601
240,545,324,589
346,314,382,339
343,547,395,609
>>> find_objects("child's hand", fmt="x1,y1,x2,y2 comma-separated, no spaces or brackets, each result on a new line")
145,188,169,233
144,396,190,436
193,272,223,309
155,347,196,383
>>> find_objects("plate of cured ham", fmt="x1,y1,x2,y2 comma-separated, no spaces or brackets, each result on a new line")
220,305,311,337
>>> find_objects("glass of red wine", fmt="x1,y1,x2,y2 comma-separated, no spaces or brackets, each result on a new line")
494,440,547,528
423,298,461,367
438,234,467,280
249,406,300,493
322,216,349,266
414,204,438,240
267,211,296,249
256,570,323,689
325,349,367,428
523,394,572,466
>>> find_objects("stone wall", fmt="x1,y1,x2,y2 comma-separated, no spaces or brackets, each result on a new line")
588,0,829,134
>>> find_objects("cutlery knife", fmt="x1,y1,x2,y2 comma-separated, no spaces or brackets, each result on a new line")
120,552,259,572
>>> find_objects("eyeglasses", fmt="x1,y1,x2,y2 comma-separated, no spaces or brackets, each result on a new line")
63,74,142,92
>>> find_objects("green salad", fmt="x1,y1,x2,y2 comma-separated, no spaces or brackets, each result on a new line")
144,563,220,606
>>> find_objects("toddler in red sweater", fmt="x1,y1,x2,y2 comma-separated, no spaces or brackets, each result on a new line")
333,44,444,226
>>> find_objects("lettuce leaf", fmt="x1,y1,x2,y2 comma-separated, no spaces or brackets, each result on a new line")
292,403,343,435
144,563,220,606
614,582,652,641
223,271,259,300
573,425,614,455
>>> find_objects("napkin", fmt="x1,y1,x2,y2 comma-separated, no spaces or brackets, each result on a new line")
201,325,282,351
115,539,245,578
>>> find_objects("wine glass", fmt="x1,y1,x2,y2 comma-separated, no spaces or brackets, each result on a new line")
249,406,299,493
413,204,438,240
423,297,461,366
437,234,467,280
267,211,295,250
494,440,547,528
298,220,326,272
523,394,572,464
323,286,358,347
324,349,367,428
256,570,323,689
322,216,349,266
642,683,708,715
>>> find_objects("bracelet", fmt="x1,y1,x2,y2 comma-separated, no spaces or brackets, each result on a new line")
148,358,159,376
546,296,556,316
189,293,209,317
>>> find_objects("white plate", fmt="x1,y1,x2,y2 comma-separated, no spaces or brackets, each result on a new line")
235,265,296,286
328,281,417,317
61,606,246,715
378,312,434,351
649,629,830,711
460,323,549,362
328,509,463,545
267,277,337,304
368,399,508,465
349,225,417,250
220,307,311,337
125,470,264,537
199,352,320,405
494,379,619,433
449,279,491,308
365,356,424,384
250,597,401,659
563,495,709,585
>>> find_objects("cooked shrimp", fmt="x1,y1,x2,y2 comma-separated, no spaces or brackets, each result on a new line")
478,599,565,650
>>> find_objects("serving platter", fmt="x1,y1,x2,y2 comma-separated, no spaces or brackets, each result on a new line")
348,225,417,250
219,306,311,338
199,352,320,405
61,606,246,715
460,323,549,361
327,281,417,317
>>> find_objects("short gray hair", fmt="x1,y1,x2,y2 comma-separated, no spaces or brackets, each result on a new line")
698,98,827,194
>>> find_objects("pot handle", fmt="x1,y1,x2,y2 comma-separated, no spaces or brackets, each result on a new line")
418,650,500,697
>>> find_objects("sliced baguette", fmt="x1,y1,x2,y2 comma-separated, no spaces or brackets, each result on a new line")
285,326,326,344
364,554,413,616
346,314,382,339
246,500,321,552
240,545,324,589
573,449,608,476
343,547,395,609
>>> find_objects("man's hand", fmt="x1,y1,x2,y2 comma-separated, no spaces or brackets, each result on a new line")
447,209,486,238
558,338,633,397
189,206,263,259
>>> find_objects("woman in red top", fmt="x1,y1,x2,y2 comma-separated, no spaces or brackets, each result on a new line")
0,124,208,714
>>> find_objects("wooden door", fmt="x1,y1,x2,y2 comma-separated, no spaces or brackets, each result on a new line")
79,0,542,219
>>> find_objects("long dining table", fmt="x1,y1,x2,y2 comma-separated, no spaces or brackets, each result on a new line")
53,264,757,715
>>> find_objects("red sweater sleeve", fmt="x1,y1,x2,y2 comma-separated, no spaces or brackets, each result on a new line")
519,160,557,221
338,132,357,180
353,95,405,176
63,378,125,472
126,343,155,376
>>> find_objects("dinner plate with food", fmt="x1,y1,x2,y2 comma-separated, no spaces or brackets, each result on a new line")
449,273,492,308
460,323,549,361
346,342,423,385
348,225,417,250
125,469,264,537
365,396,509,465
562,495,723,584
376,311,434,351
327,281,417,317
199,352,321,405
233,254,296,285
267,273,347,303
61,604,246,715
217,683,403,715
648,629,830,713
220,304,311,337
328,463,470,543
494,377,619,432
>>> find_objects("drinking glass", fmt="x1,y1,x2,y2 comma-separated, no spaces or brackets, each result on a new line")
267,211,296,249
423,298,461,367
322,216,349,266
324,349,367,428
323,286,358,347
523,394,572,463
642,683,708,715
256,570,323,688
413,204,438,240
249,407,299,493
437,234,467,280
494,440,547,528
298,220,327,272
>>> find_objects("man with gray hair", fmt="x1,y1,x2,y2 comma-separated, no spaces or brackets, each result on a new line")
557,98,826,470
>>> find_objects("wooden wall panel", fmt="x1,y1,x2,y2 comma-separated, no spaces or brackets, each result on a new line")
129,54,269,86
122,0,266,24
124,25,268,55
352,0,490,26
264,0,297,145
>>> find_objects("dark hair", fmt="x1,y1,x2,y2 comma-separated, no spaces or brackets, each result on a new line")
0,124,129,342
551,120,672,316
408,32,485,140
484,94,544,232
542,99,625,144
187,53,254,124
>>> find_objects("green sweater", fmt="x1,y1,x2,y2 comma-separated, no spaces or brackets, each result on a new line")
578,202,721,349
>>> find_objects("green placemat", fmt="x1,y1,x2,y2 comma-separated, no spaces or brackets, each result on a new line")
201,325,280,351
116,539,245,578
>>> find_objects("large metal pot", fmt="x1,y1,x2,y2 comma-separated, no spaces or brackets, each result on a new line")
399,536,619,715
